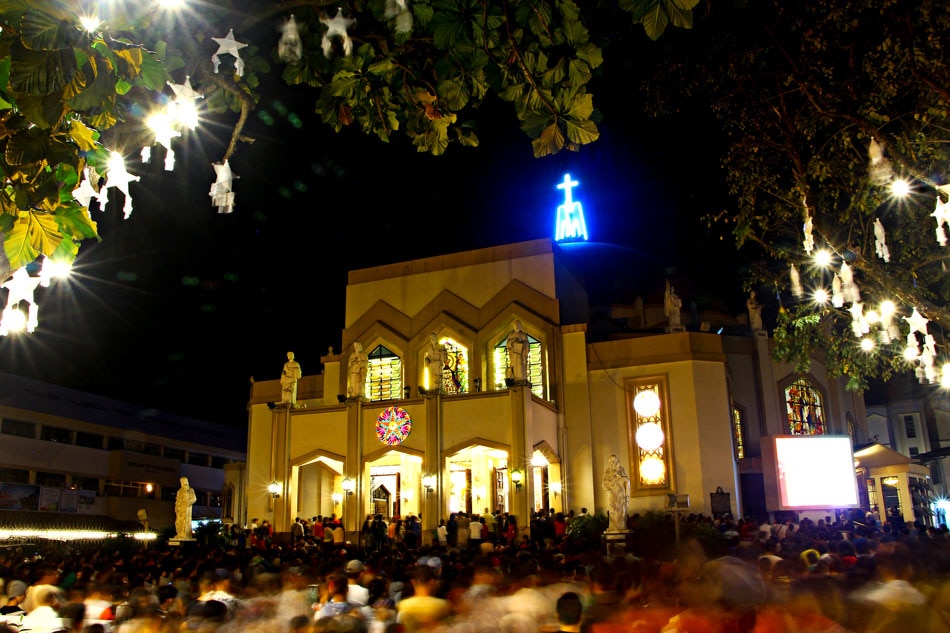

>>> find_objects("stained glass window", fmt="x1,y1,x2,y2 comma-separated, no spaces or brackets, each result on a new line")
732,407,745,459
784,377,825,435
367,345,402,401
493,331,544,399
438,337,468,395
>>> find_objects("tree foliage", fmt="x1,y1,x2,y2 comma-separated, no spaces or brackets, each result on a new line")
643,0,950,390
0,0,699,279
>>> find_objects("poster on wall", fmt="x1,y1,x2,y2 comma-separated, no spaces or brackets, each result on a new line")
39,487,62,511
0,483,40,511
60,488,79,513
77,491,97,514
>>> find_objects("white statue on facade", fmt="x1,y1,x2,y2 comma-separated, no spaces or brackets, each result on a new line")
664,281,683,329
347,341,368,398
603,454,630,532
425,333,448,392
506,320,529,383
280,351,302,405
747,291,763,331
175,477,197,540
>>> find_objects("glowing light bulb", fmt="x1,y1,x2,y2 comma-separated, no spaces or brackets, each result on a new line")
860,338,875,352
813,288,830,305
891,179,911,197
636,422,665,451
880,300,896,317
942,364,950,389
79,16,100,33
814,250,832,267
865,310,880,324
633,389,661,418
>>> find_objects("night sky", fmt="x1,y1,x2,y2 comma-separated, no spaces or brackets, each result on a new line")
0,22,744,428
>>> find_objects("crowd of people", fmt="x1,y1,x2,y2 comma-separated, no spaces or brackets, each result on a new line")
0,507,947,633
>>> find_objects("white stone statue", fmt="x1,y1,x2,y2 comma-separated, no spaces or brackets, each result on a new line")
747,291,763,331
664,281,683,329
175,477,196,540
506,320,529,383
603,454,630,532
347,341,368,398
280,351,302,405
425,333,448,392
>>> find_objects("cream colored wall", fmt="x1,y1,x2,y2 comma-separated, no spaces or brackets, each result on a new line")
291,410,349,458
560,326,595,513
442,393,514,450
345,253,557,328
246,403,278,526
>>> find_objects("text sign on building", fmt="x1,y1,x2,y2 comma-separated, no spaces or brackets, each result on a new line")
554,173,589,242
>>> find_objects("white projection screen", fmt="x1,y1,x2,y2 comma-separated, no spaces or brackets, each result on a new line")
761,435,860,511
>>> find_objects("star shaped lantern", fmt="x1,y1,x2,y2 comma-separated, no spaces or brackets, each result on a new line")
167,75,203,130
212,29,248,76
97,152,141,219
321,8,357,57
210,160,237,214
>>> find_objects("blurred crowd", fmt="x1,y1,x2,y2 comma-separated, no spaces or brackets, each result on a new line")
0,507,947,633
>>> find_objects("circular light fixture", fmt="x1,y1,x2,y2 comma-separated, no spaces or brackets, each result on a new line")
633,389,661,418
639,456,666,485
636,422,665,451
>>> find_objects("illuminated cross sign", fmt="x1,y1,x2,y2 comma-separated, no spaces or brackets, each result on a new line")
554,173,588,242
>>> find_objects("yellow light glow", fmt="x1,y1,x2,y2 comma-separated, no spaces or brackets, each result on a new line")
904,345,920,361
942,364,950,389
865,310,880,324
549,481,562,494
0,528,154,541
860,338,875,352
880,300,896,317
531,453,549,467
639,456,666,485
813,288,830,304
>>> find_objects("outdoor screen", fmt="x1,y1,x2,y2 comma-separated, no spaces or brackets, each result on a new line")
761,435,859,511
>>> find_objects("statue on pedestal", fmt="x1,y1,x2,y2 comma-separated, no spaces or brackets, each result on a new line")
175,477,196,540
506,320,529,383
746,291,763,331
664,281,683,331
603,454,630,532
280,351,302,405
347,341,368,398
425,333,448,392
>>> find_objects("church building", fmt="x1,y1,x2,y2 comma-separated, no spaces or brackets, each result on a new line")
240,236,875,538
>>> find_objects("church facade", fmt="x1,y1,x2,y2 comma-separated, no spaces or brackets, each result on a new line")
241,239,874,537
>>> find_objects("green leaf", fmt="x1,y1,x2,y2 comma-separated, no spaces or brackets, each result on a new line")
533,123,565,157
564,117,599,145
20,7,78,50
437,78,469,112
9,46,75,95
11,93,66,130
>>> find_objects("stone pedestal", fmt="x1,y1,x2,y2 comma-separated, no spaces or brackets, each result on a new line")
169,538,196,547
604,529,631,558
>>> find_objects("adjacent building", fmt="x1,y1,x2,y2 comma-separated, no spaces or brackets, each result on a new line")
0,373,245,535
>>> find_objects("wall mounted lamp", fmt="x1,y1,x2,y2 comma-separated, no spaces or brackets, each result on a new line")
341,477,355,496
422,475,436,494
511,469,523,491
550,481,562,498
331,492,343,505
267,481,281,499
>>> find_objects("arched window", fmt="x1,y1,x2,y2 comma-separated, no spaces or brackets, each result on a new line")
366,345,402,401
493,330,544,398
784,376,826,435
